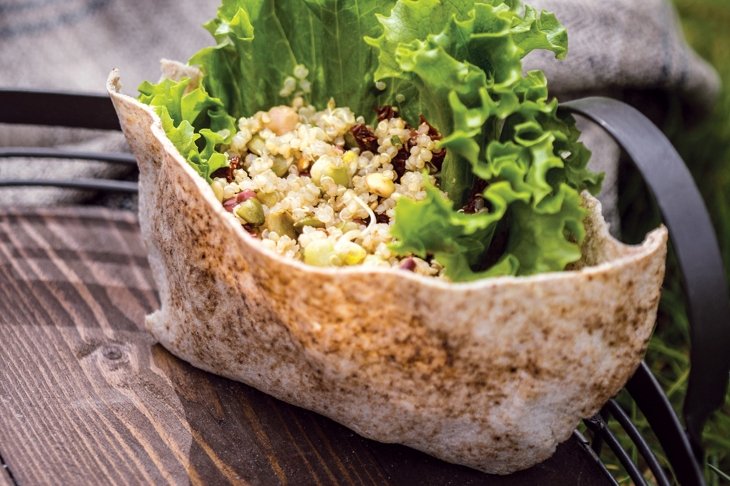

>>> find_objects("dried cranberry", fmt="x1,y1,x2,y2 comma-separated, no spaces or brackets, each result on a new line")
350,124,379,153
376,105,399,121
211,154,241,182
391,150,408,180
430,149,446,171
409,128,419,141
418,115,443,141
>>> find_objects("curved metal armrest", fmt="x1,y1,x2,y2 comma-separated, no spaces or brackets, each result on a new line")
560,97,730,461
0,89,120,130
0,89,133,193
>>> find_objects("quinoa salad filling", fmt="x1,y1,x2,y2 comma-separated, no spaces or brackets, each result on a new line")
211,96,447,277
140,1,602,282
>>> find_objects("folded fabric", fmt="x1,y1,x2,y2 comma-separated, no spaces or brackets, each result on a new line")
526,0,720,110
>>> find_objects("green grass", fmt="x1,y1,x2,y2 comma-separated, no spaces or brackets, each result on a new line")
669,0,730,482
603,0,730,483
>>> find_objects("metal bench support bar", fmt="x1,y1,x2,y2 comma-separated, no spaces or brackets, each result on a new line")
0,179,138,193
0,147,136,165
562,97,730,483
0,89,121,130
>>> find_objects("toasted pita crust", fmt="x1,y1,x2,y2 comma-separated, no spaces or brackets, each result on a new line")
108,69,667,474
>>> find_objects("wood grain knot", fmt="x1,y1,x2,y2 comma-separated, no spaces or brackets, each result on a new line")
76,340,131,372
102,345,124,361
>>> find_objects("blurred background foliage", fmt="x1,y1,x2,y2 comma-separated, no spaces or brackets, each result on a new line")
668,0,730,480
610,0,730,482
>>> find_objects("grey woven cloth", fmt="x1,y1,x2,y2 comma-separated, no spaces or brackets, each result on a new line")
0,0,720,220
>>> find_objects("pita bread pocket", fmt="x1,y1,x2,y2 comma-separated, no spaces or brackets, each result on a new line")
107,0,667,474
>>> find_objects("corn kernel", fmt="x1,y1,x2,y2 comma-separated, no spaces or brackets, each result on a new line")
365,173,395,198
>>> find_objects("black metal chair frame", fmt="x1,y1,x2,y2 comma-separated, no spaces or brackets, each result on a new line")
2,89,729,486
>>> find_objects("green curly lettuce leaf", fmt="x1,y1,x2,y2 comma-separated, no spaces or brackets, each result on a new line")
369,0,602,280
366,0,571,201
138,77,235,181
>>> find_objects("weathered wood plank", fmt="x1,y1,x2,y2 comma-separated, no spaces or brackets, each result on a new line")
0,207,612,485
1,321,392,485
